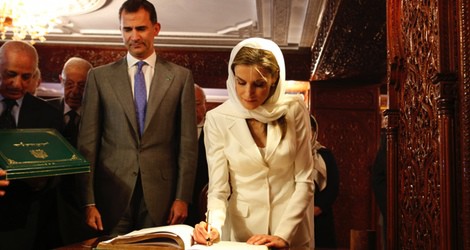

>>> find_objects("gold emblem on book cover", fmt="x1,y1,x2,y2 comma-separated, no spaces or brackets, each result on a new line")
30,149,48,159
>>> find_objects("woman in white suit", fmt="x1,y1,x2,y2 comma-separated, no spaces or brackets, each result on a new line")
193,37,315,249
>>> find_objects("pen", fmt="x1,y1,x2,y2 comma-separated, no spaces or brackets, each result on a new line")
206,210,211,245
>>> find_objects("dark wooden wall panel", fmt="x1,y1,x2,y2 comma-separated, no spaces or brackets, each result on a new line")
311,83,381,248
32,44,311,90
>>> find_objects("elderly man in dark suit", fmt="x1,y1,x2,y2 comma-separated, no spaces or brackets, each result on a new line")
186,84,209,226
0,40,63,249
77,0,198,236
57,57,93,147
47,57,96,245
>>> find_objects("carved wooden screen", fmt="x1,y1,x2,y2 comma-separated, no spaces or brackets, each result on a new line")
386,0,468,249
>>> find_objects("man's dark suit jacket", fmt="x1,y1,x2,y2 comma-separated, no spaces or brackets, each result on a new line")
186,130,208,226
0,93,63,249
372,129,387,238
47,97,79,146
14,93,63,129
45,96,63,112
314,148,340,248
46,97,98,244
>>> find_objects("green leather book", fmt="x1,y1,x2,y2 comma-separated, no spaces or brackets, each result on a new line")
0,128,90,180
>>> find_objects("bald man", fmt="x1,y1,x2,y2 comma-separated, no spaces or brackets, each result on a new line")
194,84,207,135
52,57,97,244
0,40,63,250
57,57,93,147
60,57,93,111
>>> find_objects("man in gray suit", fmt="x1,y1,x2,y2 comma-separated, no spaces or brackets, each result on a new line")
77,0,198,236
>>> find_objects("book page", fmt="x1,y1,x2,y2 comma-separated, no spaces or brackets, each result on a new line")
100,225,268,250
188,241,269,250
103,224,194,249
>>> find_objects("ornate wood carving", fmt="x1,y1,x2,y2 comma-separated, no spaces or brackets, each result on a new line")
384,108,400,249
34,45,311,89
314,87,377,109
272,0,290,46
434,73,458,250
311,0,386,82
459,0,470,247
310,0,340,79
36,45,127,83
385,0,404,248
387,0,462,249
156,49,230,88
398,0,442,248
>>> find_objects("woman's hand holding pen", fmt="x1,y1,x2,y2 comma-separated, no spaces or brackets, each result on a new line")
193,221,219,246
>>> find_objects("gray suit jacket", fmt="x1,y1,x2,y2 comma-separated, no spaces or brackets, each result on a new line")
77,56,198,231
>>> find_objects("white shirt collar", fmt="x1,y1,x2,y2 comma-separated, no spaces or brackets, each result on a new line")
64,102,80,116
0,94,24,109
127,51,157,69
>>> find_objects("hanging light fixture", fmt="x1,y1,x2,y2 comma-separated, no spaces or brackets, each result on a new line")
0,0,105,43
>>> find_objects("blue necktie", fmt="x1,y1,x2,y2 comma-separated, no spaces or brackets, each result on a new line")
134,61,147,136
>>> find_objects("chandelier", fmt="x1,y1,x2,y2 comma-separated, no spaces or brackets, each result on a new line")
0,0,104,43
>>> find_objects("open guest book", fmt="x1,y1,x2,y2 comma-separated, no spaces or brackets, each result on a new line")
95,224,269,250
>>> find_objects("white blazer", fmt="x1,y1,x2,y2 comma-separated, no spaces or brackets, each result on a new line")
204,99,315,248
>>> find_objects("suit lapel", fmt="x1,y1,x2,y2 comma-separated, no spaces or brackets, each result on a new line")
110,58,140,136
265,122,282,162
144,57,175,133
17,93,33,127
59,98,65,115
228,118,267,167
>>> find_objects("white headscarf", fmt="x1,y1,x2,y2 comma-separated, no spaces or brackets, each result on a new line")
223,37,299,123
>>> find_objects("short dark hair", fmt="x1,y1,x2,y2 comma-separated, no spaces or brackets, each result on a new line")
119,0,158,24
